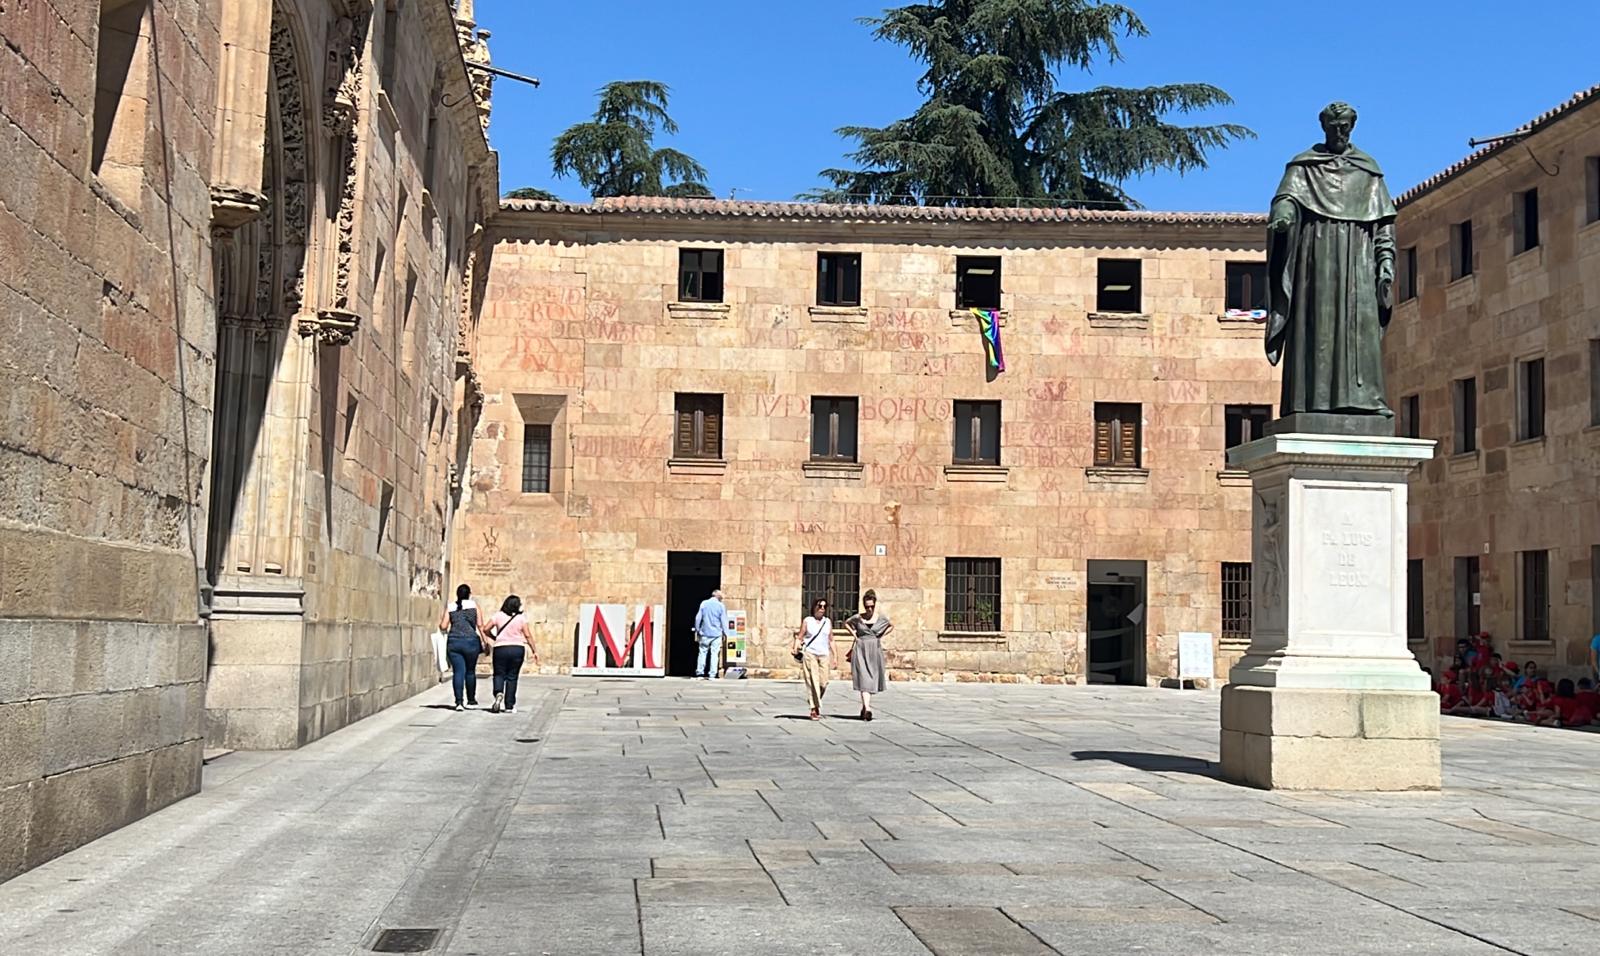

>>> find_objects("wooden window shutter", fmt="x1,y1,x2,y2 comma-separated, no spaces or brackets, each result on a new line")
702,405,722,457
1093,418,1112,466
675,406,695,457
1117,412,1138,466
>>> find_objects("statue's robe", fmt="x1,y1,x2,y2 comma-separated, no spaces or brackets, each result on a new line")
1266,145,1397,417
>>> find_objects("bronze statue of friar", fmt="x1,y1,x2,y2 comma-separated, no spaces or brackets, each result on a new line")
1264,102,1398,436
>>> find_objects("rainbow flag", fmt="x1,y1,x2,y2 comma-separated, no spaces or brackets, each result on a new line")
971,308,1005,373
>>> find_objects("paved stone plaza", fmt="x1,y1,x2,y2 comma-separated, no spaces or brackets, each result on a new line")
1,678,1596,955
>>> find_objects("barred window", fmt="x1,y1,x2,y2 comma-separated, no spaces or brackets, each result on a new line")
1520,550,1549,642
1221,562,1251,643
802,555,859,623
521,423,551,493
945,557,1001,632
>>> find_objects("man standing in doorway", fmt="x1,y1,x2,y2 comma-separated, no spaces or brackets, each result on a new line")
694,588,731,680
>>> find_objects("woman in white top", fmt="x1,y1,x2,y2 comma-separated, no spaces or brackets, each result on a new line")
793,598,834,720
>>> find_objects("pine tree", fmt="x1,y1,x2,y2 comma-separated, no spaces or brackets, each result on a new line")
811,0,1252,208
552,81,710,199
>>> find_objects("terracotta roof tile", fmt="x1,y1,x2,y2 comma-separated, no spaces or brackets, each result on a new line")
500,195,1266,226
1396,83,1600,207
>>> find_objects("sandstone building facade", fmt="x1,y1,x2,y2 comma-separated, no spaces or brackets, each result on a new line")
460,198,1278,685
1,0,496,881
1388,85,1600,677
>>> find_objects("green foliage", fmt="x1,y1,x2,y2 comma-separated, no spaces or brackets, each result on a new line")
504,186,561,201
552,81,711,199
810,0,1253,208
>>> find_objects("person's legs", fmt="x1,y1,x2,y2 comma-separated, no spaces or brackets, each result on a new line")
708,636,724,679
448,647,468,705
694,637,708,678
492,646,509,710
503,646,525,709
802,654,827,714
860,690,872,715
463,649,478,705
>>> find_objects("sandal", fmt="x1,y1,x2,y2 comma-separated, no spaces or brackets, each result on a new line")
865,710,874,721
809,709,821,720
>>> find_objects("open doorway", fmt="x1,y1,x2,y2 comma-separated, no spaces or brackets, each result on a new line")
666,551,721,677
1087,559,1147,685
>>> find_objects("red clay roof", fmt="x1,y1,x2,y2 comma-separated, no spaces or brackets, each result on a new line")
1396,83,1600,207
500,195,1266,226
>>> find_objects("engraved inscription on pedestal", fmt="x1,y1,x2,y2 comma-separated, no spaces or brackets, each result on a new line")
1298,481,1395,642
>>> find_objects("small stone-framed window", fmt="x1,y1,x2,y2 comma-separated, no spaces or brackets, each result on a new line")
956,256,1001,310
678,249,724,303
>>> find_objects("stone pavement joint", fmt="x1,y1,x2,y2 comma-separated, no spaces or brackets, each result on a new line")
3,678,1598,955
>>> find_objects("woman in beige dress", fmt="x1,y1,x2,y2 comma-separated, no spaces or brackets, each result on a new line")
846,589,892,720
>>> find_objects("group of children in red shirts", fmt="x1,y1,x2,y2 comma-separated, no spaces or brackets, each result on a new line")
1437,635,1599,728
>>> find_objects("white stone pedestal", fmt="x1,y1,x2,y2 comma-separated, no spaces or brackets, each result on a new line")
1219,433,1441,790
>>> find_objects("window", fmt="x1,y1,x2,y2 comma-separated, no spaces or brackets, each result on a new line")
521,424,552,493
945,557,1001,632
1588,156,1600,224
1093,403,1141,468
802,555,860,623
952,400,1001,466
1224,262,1267,312
816,252,862,307
809,397,859,461
1520,550,1549,642
956,256,1001,310
1455,556,1481,637
1407,559,1425,642
1517,358,1545,441
1224,404,1271,450
1097,259,1142,313
1221,562,1251,644
678,249,724,302
1397,246,1417,303
91,0,153,206
1514,188,1539,254
1590,339,1600,427
1398,394,1421,439
673,393,722,459
380,0,401,92
1452,377,1477,454
1450,220,1473,280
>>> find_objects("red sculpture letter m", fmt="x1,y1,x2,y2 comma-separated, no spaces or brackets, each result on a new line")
584,605,658,670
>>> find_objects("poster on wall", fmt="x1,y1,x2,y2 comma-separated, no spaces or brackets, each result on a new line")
725,610,748,664
572,603,666,677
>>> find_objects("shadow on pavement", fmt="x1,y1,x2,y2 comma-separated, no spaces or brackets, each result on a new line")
1070,750,1220,777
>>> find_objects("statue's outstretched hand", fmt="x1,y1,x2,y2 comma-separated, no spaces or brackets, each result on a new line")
1378,278,1394,309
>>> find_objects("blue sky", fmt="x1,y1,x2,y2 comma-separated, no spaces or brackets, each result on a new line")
482,0,1596,211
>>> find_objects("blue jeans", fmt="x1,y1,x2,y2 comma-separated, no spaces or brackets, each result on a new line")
695,635,723,678
493,645,526,708
446,640,480,705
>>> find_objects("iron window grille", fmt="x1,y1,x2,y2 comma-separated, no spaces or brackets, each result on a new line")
802,555,860,623
1521,551,1549,642
521,423,551,493
945,557,1001,632
1221,562,1251,644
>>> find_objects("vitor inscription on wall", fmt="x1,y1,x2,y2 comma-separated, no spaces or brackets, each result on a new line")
1300,483,1394,637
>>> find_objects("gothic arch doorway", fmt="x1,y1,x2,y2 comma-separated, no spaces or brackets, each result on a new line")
205,7,314,594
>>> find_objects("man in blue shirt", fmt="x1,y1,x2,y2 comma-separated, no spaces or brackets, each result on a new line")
693,589,731,680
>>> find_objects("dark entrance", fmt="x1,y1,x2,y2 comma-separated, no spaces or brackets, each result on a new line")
1086,559,1147,685
666,551,720,677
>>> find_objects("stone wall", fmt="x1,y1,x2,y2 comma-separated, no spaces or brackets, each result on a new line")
1388,96,1600,678
0,0,216,880
458,203,1277,685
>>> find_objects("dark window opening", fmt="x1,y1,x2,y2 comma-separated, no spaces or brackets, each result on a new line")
1520,550,1549,642
1224,262,1267,312
1397,246,1417,302
956,256,1001,310
1450,220,1473,280
1515,188,1539,254
816,252,862,307
1094,403,1141,468
1518,358,1545,441
1455,556,1481,638
1407,558,1425,642
1452,377,1477,454
945,557,1001,632
803,555,860,623
809,397,859,462
952,400,1001,466
1224,404,1271,450
673,393,723,459
521,423,552,493
1097,258,1143,313
678,248,724,303
1399,394,1421,439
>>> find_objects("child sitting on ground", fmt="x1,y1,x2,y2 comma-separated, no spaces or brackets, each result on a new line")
1551,679,1596,728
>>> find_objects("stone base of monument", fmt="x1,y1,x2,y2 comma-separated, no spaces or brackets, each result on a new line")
1218,431,1440,791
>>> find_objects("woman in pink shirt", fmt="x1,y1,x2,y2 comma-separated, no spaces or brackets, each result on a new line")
479,595,538,713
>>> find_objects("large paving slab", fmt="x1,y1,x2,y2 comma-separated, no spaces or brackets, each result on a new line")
2,677,1598,954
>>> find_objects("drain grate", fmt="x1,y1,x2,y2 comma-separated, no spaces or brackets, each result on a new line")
371,928,441,953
